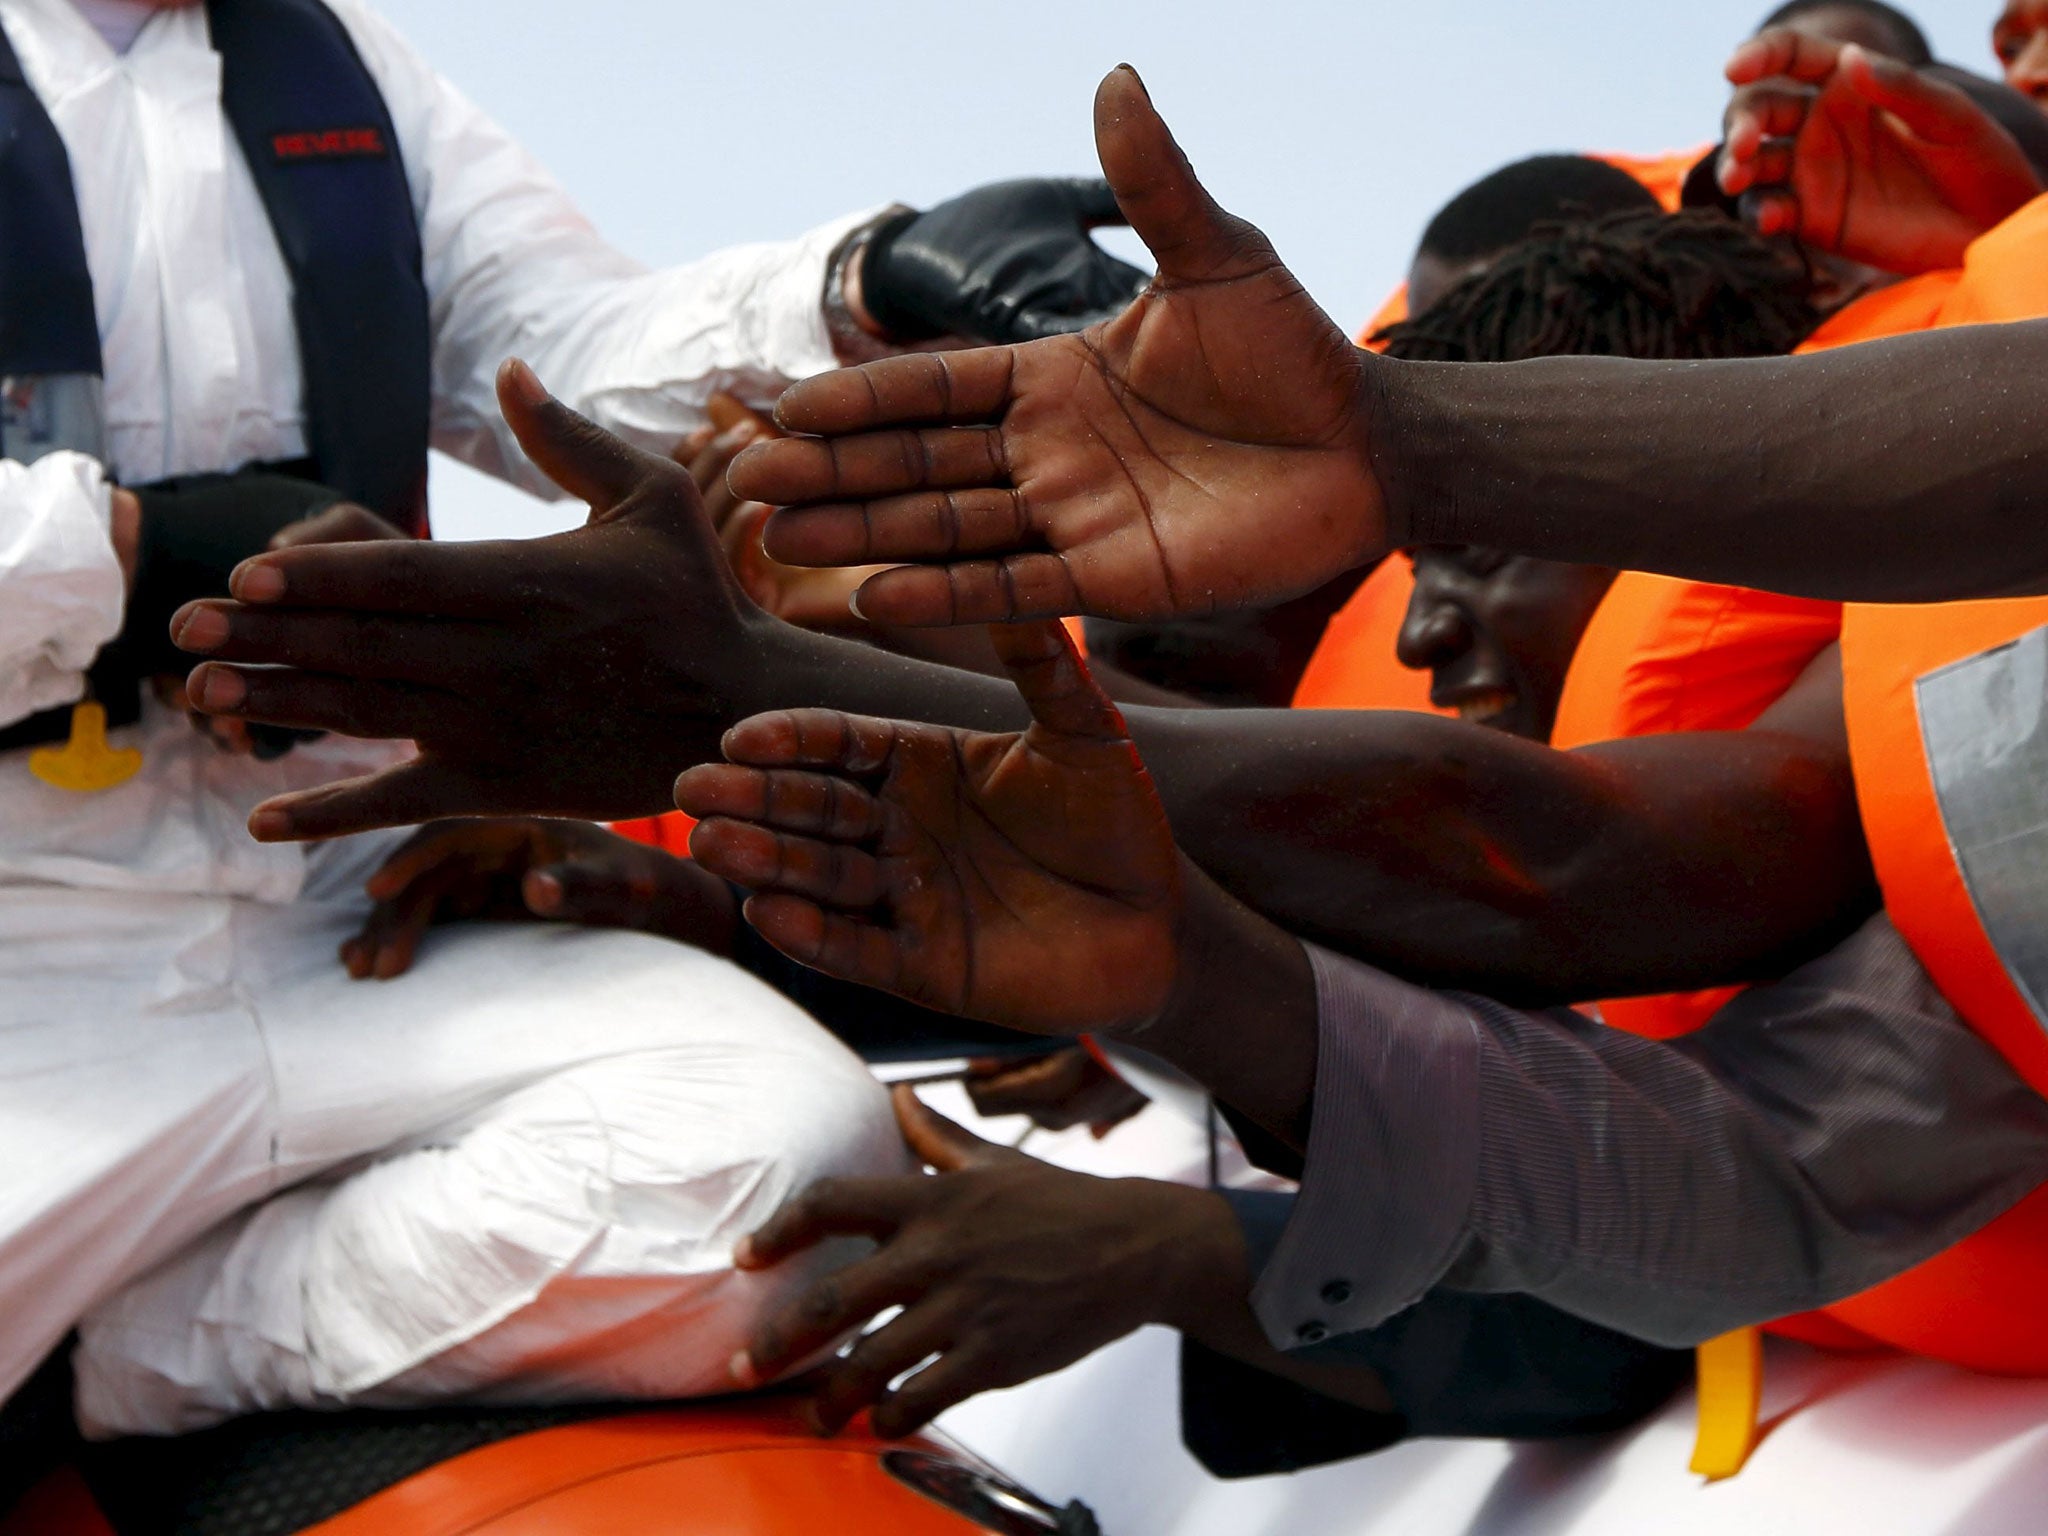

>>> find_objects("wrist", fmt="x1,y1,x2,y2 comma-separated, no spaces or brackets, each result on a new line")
1117,858,1318,1148
1357,351,1436,552
1148,1183,1258,1339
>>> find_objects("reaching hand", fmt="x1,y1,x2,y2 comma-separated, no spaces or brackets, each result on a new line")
1722,32,2044,273
174,497,410,760
340,817,738,980
731,1085,1240,1436
675,619,1181,1036
173,360,774,840
678,394,888,632
964,1047,1149,1137
728,66,1385,629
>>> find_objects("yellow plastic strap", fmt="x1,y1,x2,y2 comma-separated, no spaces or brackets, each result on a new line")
29,702,142,793
1689,1326,1763,1481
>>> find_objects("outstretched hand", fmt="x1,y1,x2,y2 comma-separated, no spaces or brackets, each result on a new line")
731,1085,1240,1436
728,65,1385,628
1722,32,2043,273
174,361,772,841
340,817,738,980
675,619,1181,1036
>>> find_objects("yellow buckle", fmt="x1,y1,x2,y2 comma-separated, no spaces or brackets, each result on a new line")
29,701,143,793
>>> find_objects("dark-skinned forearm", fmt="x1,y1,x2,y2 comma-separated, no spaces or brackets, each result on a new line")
1133,707,1877,1006
1375,323,2048,602
734,627,1872,1003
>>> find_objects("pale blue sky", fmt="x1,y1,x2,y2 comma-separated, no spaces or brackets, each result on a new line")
373,0,2006,540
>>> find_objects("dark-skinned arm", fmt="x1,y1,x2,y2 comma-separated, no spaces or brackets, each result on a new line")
735,67,2048,616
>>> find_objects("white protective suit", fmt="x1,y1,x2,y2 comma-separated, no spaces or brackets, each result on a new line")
0,0,910,1436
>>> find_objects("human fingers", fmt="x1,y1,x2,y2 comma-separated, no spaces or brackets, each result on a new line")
171,601,498,684
688,819,884,911
807,1305,958,1436
1720,82,1814,194
869,1344,1006,1438
739,892,907,996
185,663,449,741
223,536,531,617
759,489,1029,570
496,358,652,516
343,869,456,981
1092,64,1273,285
1739,186,1802,239
757,349,1017,444
851,556,1082,629
268,501,411,549
673,762,887,841
729,427,1008,515
735,1247,926,1394
894,1083,1022,1171
1726,25,1846,87
244,757,482,843
361,820,502,902
1839,44,2024,151
963,1052,1081,1120
991,619,1128,742
521,858,655,926
714,708,906,776
735,1177,921,1273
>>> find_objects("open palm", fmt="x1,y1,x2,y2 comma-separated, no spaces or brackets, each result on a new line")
675,620,1182,1033
729,66,1384,629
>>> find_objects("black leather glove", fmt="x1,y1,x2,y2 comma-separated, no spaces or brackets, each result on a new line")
859,177,1153,344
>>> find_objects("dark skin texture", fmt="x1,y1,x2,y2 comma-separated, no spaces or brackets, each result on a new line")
676,616,1320,1149
717,67,2048,609
1721,29,2045,273
1996,0,2048,109
1397,546,1616,742
735,1085,1391,1438
338,817,739,981
171,372,1871,1007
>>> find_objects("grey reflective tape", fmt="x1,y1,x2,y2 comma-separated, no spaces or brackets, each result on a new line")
0,373,106,465
1917,623,2048,1032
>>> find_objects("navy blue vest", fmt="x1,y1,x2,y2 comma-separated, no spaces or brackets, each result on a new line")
0,0,431,533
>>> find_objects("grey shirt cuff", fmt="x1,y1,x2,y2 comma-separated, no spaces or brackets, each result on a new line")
1250,944,1481,1352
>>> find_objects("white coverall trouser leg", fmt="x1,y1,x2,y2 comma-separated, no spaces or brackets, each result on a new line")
0,831,907,1437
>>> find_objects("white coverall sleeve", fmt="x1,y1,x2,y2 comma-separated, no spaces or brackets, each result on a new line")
329,1,889,496
0,451,122,729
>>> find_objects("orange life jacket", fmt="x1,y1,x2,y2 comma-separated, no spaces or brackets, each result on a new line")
1356,146,1711,348
1791,192,2048,1372
1551,576,1844,1038
1290,559,1448,715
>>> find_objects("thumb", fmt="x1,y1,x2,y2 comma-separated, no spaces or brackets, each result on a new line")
1093,65,1269,283
496,357,653,520
989,620,1130,743
892,1084,1018,1170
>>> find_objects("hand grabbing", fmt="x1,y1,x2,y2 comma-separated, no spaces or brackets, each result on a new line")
1722,31,2043,273
341,817,738,980
731,1085,1240,1436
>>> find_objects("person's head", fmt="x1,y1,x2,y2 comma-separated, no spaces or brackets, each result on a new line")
1386,210,1818,741
1758,0,1933,62
1995,1,2048,110
1406,156,1662,315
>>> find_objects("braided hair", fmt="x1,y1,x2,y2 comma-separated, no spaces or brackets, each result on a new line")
1377,208,1820,365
